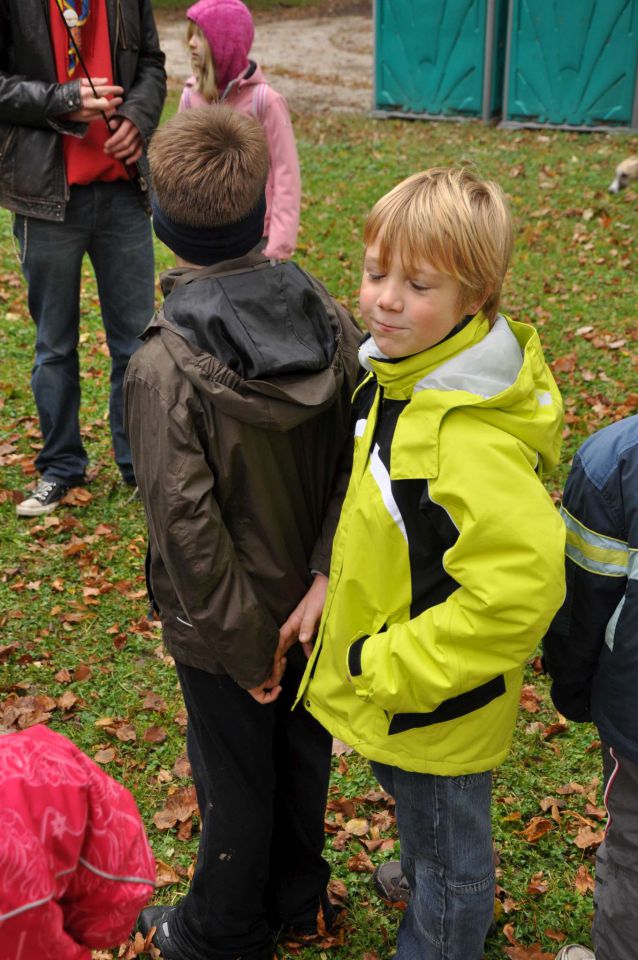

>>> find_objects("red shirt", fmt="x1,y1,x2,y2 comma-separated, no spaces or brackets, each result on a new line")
49,0,126,184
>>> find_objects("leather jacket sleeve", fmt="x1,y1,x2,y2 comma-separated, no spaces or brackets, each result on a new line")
0,0,165,138
0,1,84,131
114,0,166,143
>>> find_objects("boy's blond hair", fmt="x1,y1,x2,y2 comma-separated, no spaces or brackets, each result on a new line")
187,21,218,102
148,106,269,227
364,167,513,322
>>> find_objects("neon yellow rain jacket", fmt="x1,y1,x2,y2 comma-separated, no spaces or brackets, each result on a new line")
298,313,566,775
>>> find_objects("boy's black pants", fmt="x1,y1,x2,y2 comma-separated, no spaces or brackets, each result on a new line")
170,660,332,960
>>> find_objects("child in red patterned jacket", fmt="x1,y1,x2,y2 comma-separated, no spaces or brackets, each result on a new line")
0,724,155,959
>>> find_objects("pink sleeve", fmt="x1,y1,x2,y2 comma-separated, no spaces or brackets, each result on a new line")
261,93,301,260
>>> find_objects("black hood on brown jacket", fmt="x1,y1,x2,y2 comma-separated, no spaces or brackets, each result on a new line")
143,254,346,432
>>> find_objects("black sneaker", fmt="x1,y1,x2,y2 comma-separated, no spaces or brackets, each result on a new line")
373,861,411,902
16,479,71,517
139,904,275,959
278,891,339,939
137,905,181,959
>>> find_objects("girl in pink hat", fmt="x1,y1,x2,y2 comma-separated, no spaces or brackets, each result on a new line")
180,0,301,260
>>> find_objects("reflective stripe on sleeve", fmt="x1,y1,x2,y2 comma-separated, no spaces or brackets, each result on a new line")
561,505,628,576
605,550,638,651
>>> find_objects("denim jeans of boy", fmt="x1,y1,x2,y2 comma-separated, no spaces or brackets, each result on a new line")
372,761,494,960
13,181,155,486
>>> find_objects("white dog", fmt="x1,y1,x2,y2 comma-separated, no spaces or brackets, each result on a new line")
608,156,638,193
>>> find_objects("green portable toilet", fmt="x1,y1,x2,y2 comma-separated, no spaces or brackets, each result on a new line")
503,0,638,129
373,0,508,120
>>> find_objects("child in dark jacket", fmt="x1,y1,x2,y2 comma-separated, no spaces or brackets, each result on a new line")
124,106,361,960
544,415,638,960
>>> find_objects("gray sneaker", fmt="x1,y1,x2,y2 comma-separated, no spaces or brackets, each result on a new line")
16,479,71,517
555,946,595,960
373,861,411,902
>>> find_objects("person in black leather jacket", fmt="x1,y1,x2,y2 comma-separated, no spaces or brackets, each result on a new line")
0,0,166,516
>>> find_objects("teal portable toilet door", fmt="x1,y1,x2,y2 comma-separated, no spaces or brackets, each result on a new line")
374,0,505,119
503,0,638,127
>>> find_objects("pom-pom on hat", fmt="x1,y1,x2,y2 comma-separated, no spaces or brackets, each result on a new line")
187,0,255,94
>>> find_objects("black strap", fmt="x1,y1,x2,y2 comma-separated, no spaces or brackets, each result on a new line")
388,674,506,735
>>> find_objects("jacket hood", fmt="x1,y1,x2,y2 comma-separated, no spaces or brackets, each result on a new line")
360,312,563,477
187,0,254,92
145,257,343,432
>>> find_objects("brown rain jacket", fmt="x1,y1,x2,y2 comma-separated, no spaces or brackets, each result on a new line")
124,252,362,689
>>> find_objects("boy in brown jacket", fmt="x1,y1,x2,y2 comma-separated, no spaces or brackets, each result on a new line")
124,107,361,960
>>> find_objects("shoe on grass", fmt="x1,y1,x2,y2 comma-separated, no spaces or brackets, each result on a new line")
140,903,275,960
138,905,181,959
373,861,411,903
555,947,595,960
278,890,339,939
16,478,71,517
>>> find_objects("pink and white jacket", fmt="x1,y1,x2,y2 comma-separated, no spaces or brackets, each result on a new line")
0,725,155,960
179,65,301,260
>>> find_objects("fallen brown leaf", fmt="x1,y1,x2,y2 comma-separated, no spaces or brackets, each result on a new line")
153,785,198,831
520,684,543,713
574,864,595,894
326,878,348,907
155,859,182,888
544,929,567,943
573,825,605,850
143,725,168,744
172,754,192,778
344,818,369,837
520,817,553,843
57,690,78,712
141,691,167,713
346,850,374,873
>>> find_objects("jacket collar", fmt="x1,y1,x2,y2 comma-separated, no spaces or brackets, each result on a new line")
221,61,264,99
359,313,493,400
158,249,270,297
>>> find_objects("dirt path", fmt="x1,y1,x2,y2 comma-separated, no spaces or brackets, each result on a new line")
156,7,373,113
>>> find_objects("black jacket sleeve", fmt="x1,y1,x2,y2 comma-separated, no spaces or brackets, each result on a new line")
0,0,83,131
114,0,166,143
543,449,629,721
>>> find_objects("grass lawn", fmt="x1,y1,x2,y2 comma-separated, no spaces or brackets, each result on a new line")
1,102,637,960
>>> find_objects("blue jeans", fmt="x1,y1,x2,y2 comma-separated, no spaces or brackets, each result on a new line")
13,181,155,485
372,761,494,960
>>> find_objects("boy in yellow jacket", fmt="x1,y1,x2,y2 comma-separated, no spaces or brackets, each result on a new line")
281,168,566,960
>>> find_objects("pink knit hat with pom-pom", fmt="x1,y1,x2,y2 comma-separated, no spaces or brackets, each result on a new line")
187,0,255,93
